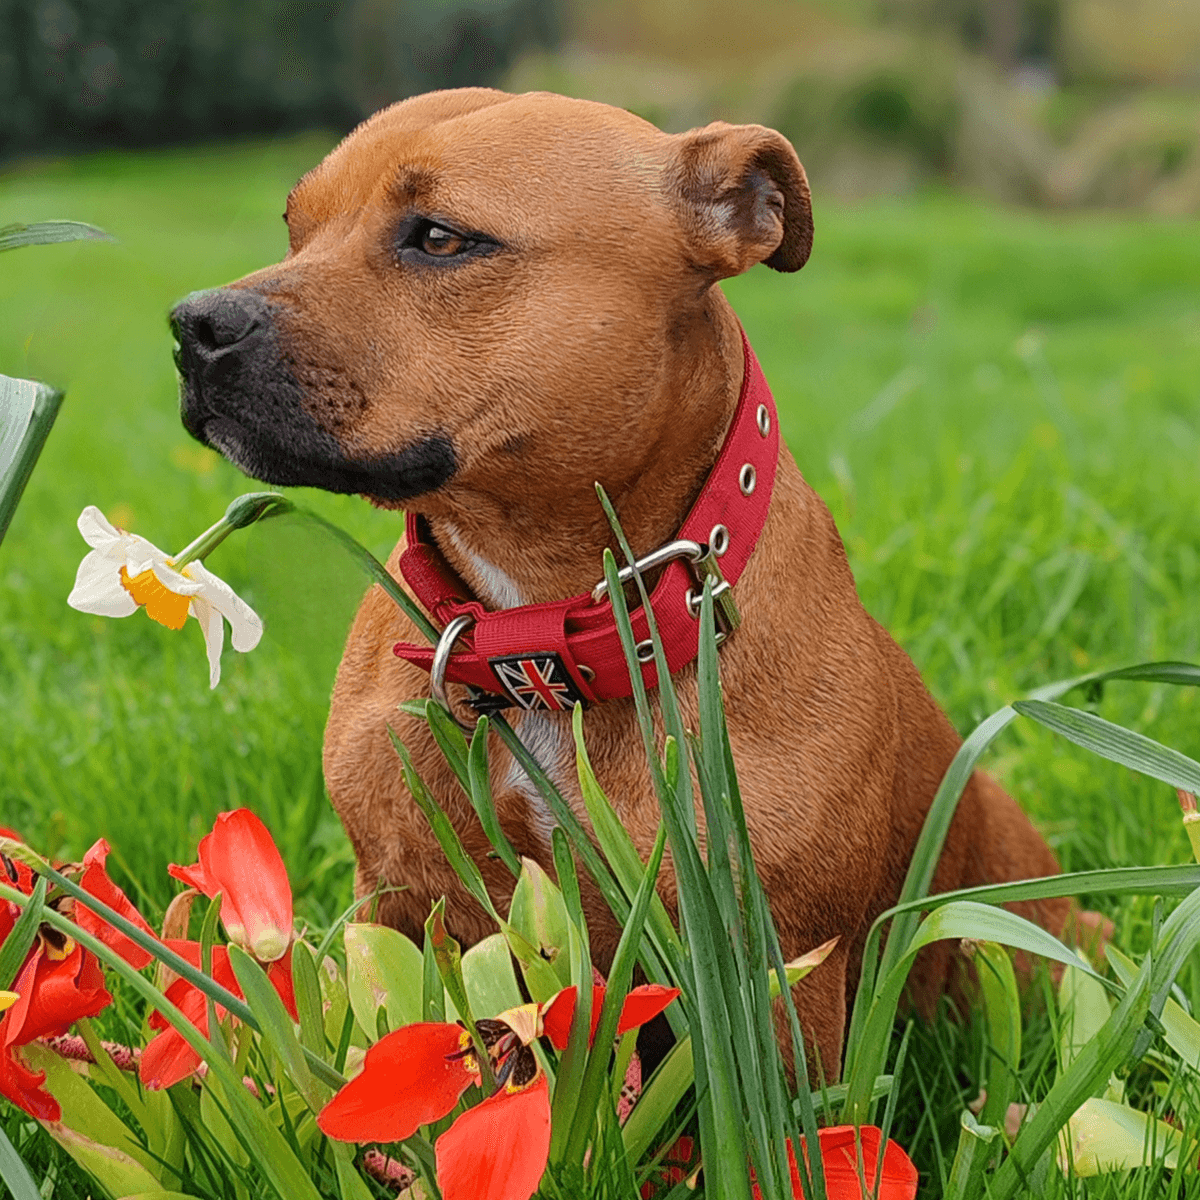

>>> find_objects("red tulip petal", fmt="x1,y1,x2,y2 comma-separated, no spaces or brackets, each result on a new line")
540,985,607,1050
76,838,159,970
318,1023,477,1143
8,945,111,1045
167,860,215,895
616,985,681,1036
201,810,293,962
140,1028,202,1090
436,1074,551,1200
540,986,576,1050
140,984,210,1088
759,1128,918,1200
817,1127,918,1200
0,831,34,892
0,1038,60,1121
268,948,299,1021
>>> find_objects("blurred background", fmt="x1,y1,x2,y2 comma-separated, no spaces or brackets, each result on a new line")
4,0,1200,211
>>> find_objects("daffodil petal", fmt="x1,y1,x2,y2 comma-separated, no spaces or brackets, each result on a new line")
187,560,263,652
148,560,204,596
67,550,138,617
76,505,123,549
192,596,225,689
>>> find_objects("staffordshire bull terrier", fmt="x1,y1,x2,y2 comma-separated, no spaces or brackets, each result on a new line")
171,87,1067,1075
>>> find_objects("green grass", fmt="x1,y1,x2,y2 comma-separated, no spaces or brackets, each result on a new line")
2,137,1199,1196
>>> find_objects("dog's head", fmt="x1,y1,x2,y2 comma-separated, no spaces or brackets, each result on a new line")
173,88,812,510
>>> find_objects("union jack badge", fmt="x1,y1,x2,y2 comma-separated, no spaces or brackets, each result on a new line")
488,653,586,712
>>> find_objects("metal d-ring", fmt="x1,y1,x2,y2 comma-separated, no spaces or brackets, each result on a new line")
430,613,476,728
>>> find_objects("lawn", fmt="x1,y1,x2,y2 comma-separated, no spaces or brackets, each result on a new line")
2,135,1199,1195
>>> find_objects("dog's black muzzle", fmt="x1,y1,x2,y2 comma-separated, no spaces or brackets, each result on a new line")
171,287,456,501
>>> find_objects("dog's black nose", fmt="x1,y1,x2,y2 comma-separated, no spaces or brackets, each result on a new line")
171,288,270,369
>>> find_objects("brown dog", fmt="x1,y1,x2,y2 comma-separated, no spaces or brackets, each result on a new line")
171,87,1067,1075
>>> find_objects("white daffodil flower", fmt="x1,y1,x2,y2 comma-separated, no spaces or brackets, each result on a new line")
67,506,263,688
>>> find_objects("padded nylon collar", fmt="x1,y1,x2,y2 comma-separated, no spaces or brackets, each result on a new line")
392,329,778,710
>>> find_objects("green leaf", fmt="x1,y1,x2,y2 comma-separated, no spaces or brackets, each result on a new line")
426,899,494,1092
0,878,328,1200
1056,1097,1182,1176
572,704,684,984
971,941,1022,1129
0,875,44,990
562,823,668,1167
392,729,500,921
41,1124,162,1198
1059,965,1117,1098
623,1036,695,1163
292,940,328,1064
344,922,424,1041
767,936,839,999
945,1109,1001,1200
425,699,472,789
462,932,524,1019
845,901,1102,1124
467,715,521,876
990,949,1154,1199
0,376,64,548
1013,699,1200,794
1107,944,1200,1071
332,1141,376,1200
0,1121,40,1200
509,857,574,988
23,1041,162,1179
849,658,1200,1098
0,219,112,251
228,945,323,1112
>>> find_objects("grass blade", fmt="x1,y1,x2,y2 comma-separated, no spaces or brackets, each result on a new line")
1014,699,1200,794
0,1119,41,1200
0,220,112,251
0,875,45,990
466,715,521,876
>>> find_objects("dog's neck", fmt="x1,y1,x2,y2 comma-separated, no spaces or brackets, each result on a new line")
421,296,747,610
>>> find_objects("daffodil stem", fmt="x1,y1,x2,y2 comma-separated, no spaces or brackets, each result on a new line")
172,517,231,568
173,491,295,569
169,490,440,644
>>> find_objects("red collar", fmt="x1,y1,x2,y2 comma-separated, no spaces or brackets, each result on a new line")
392,329,778,713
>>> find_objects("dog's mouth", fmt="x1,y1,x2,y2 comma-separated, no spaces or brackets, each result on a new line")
185,397,458,503
173,287,457,502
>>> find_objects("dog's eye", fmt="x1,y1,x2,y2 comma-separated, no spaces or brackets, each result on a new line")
416,221,471,257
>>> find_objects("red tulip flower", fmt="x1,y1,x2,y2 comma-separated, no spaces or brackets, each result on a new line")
71,817,298,1090
753,1125,918,1200
1,833,113,1120
319,983,680,1200
135,809,298,1088
169,809,293,963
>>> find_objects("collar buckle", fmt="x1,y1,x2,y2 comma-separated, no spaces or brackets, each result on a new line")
686,547,741,643
590,537,742,646
589,539,705,604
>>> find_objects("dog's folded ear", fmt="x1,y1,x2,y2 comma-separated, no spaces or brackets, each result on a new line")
670,122,813,279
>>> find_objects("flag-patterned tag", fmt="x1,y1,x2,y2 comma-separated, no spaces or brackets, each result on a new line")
488,653,585,712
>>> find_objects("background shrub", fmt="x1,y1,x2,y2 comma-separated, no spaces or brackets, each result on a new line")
0,0,561,156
